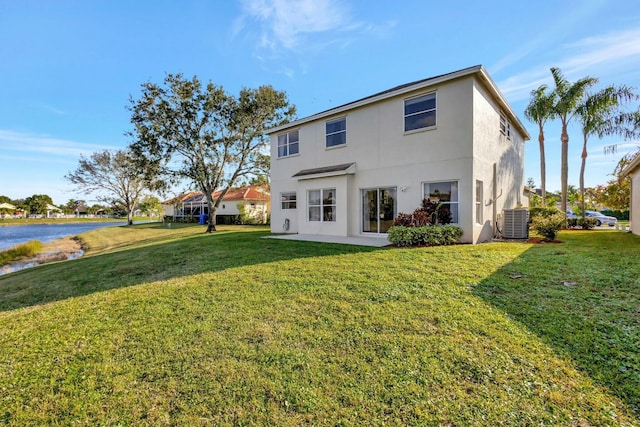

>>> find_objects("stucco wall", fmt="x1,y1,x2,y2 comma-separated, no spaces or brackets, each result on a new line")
270,73,526,243
471,77,527,242
631,169,640,235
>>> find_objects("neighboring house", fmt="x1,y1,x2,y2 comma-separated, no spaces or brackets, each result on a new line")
164,185,270,224
622,152,640,235
268,65,530,244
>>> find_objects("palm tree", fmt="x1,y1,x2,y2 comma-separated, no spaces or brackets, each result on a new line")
550,67,598,223
524,85,556,206
575,86,636,221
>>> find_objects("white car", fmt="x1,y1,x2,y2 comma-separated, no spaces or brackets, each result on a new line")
584,211,617,227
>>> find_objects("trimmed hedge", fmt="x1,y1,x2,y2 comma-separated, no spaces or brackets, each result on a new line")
567,217,597,229
387,225,464,247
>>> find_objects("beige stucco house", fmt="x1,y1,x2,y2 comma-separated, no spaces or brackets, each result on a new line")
268,65,530,244
622,152,640,235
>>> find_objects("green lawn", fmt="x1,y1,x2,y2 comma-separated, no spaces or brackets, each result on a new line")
0,224,638,426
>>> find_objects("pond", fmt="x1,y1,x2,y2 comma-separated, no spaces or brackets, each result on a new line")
0,222,127,251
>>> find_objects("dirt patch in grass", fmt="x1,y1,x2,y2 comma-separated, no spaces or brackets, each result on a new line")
526,237,562,244
0,237,85,275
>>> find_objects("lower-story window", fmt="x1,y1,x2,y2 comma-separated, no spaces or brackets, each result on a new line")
308,188,336,222
423,181,459,223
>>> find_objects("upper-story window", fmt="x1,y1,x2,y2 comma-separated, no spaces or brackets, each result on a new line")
326,118,346,148
405,93,436,132
500,113,511,138
277,129,299,158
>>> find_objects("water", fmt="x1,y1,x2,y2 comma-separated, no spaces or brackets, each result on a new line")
0,222,126,251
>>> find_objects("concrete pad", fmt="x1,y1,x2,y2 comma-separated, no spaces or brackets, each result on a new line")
264,233,390,247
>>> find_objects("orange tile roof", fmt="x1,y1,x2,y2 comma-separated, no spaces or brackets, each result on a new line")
164,186,269,204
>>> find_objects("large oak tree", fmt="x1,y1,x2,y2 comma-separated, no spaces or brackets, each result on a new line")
128,74,295,232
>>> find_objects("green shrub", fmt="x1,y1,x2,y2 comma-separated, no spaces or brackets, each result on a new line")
387,225,463,247
530,213,564,240
567,217,597,229
529,207,561,221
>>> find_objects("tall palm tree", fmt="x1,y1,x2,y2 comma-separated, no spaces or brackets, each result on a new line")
524,85,556,206
576,86,637,219
550,67,598,223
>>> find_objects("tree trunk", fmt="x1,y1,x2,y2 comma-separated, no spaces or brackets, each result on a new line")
579,133,588,222
127,210,134,226
538,124,546,206
206,207,217,233
203,189,218,233
560,122,569,228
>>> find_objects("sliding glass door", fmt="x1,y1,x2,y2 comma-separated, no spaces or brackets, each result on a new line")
362,187,397,233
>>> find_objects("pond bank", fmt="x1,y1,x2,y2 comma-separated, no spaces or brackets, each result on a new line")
0,236,85,276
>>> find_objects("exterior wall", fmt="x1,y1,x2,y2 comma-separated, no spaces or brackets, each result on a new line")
471,77,527,242
218,200,269,223
270,72,526,244
630,168,640,235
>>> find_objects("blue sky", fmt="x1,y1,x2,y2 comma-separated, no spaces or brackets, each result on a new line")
1,0,639,205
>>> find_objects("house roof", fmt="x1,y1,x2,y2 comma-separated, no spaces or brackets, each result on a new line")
268,65,530,141
292,162,356,179
621,151,640,177
213,185,270,201
164,185,270,204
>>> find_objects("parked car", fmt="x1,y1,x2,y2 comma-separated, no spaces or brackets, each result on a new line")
584,211,617,227
566,210,577,219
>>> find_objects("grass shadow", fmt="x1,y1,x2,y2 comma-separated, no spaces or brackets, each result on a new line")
473,230,640,417
0,224,383,312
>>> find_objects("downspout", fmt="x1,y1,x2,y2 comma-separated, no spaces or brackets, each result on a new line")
493,163,497,238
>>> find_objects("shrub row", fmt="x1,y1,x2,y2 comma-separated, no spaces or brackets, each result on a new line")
387,225,463,247
567,217,597,229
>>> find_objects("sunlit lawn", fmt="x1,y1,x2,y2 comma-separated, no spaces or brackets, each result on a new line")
0,224,638,426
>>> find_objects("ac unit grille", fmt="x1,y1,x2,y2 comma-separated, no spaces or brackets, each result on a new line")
503,209,529,239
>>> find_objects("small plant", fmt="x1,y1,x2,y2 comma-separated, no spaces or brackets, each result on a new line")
567,217,597,229
530,212,564,240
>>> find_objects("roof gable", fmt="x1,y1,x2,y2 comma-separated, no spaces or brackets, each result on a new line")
268,65,529,141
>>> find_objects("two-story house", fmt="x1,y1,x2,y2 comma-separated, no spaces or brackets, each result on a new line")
269,65,530,244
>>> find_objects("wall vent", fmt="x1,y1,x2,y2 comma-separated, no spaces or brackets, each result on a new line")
502,209,529,239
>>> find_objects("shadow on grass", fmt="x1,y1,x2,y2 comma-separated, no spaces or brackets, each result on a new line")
473,230,640,417
0,225,382,313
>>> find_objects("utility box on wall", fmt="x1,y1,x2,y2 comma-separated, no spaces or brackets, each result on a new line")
502,209,529,239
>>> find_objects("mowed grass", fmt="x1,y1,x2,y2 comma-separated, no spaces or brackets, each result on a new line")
0,224,638,426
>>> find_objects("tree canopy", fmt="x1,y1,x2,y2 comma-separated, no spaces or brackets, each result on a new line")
65,149,150,225
128,74,295,232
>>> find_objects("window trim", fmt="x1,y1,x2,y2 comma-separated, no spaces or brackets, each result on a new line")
325,117,347,148
422,180,459,224
500,113,511,138
277,129,300,158
404,92,437,133
475,180,483,225
281,192,297,210
308,188,336,222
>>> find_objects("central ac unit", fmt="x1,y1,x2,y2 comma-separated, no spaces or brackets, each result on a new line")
502,209,529,239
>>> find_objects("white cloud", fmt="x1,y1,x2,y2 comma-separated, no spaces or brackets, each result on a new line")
0,130,117,158
234,0,394,71
497,25,640,103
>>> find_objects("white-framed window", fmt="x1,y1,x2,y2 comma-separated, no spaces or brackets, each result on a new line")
405,92,436,132
423,181,459,224
277,129,299,158
326,118,346,148
308,188,336,222
281,192,297,209
500,113,511,138
475,180,483,224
